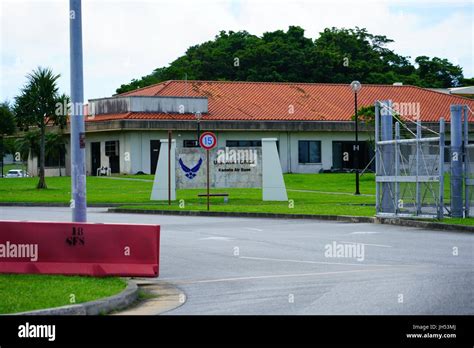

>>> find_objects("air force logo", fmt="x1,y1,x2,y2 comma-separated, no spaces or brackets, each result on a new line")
179,158,203,179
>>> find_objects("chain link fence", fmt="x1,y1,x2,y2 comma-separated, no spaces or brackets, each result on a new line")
375,100,445,218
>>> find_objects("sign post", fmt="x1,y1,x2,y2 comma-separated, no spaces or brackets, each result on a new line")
168,130,172,206
199,132,217,211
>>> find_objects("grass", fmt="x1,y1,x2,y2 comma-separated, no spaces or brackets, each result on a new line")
441,218,474,226
0,275,126,314
0,173,377,216
1,173,471,225
0,175,154,203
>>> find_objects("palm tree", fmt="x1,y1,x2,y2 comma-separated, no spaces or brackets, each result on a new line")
45,131,66,176
14,67,67,189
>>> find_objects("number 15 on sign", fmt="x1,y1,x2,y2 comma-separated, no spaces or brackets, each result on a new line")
199,132,217,210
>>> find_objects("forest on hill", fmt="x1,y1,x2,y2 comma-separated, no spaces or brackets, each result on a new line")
116,26,472,94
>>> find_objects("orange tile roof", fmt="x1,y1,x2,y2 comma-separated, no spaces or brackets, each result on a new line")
87,80,474,123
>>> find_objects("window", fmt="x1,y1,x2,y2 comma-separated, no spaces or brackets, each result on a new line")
299,141,321,164
183,140,199,148
105,140,119,156
226,140,262,147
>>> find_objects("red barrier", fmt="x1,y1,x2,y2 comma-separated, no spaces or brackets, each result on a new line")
0,220,160,277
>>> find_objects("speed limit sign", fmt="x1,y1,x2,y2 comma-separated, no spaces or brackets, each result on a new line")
199,131,217,211
199,132,217,150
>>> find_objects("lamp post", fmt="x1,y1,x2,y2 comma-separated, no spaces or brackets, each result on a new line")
195,112,202,146
350,80,362,195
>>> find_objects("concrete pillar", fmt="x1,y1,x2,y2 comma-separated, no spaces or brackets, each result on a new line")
450,105,463,217
150,139,176,200
262,138,288,201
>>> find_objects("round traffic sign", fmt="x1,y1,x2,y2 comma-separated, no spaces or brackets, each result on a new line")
199,132,217,150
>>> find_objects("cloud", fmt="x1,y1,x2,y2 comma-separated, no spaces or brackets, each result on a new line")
1,0,472,102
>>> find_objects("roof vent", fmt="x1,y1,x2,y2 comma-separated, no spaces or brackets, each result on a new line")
393,82,403,86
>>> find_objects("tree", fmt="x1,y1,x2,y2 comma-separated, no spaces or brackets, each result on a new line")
45,131,66,176
15,130,40,163
414,56,464,88
14,67,67,188
0,102,16,177
116,26,468,94
0,102,16,135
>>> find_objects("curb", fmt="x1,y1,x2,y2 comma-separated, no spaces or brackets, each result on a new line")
108,208,375,223
13,279,139,316
108,208,474,233
107,208,375,223
114,280,185,315
374,217,474,233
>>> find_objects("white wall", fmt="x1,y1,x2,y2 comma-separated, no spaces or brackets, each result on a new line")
289,131,371,174
61,129,372,176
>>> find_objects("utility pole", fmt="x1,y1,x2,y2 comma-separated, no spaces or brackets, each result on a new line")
69,0,87,222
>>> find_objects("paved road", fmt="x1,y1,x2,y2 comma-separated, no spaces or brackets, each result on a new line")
1,207,473,315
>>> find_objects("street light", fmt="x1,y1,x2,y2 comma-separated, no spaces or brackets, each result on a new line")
195,112,202,146
350,80,362,195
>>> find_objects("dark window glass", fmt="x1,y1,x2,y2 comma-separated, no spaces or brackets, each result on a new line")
183,140,199,148
226,140,262,147
298,140,321,163
105,140,119,156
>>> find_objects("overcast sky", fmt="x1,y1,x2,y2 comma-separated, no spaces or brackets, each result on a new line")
0,0,472,102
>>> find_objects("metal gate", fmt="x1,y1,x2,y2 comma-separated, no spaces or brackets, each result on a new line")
375,100,445,218
462,105,474,217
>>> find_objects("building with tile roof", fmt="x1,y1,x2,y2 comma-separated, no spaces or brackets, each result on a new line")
29,80,474,177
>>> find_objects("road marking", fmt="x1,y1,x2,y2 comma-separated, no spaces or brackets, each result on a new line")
338,241,392,248
244,227,263,232
239,256,395,267
350,231,380,235
176,268,392,285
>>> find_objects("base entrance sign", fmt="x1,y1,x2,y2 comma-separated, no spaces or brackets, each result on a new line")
199,132,217,210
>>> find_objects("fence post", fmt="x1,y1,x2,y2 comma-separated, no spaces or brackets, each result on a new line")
381,100,395,213
450,105,463,218
416,121,422,214
375,101,380,214
395,122,400,214
438,118,445,219
463,105,469,217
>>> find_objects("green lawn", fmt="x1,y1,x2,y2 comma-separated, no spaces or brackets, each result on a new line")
442,218,474,226
0,173,377,216
0,173,470,224
0,275,126,314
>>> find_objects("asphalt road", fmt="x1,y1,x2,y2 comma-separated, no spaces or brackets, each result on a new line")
1,207,473,315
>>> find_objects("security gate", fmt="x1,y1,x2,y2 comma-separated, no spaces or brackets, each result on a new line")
375,100,445,218
461,105,474,217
